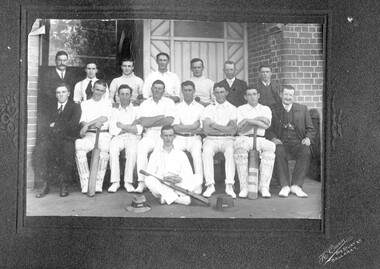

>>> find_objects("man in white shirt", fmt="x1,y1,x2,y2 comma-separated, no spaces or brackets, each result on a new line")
135,80,176,193
108,59,144,104
234,87,276,198
142,52,181,103
108,85,142,193
173,81,204,187
145,125,202,205
75,80,113,193
201,83,238,198
187,58,214,106
73,62,109,103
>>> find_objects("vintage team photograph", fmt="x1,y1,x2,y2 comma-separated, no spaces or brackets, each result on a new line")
26,18,324,219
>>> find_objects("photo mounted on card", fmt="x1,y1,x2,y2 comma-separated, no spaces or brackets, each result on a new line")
22,9,325,230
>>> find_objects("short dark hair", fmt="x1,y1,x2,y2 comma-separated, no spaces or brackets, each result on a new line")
190,58,204,66
156,52,170,61
94,79,108,89
55,51,68,60
245,85,259,94
152,79,165,89
181,80,195,90
55,82,70,92
85,62,97,68
259,64,272,72
117,84,133,95
281,85,295,93
161,124,175,134
213,82,226,91
223,60,235,67
121,58,134,65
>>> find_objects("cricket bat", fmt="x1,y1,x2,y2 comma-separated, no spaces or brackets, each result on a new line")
248,126,259,199
139,170,210,205
88,128,100,197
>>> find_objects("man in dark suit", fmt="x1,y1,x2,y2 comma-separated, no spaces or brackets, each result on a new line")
218,61,248,107
255,64,281,111
34,83,81,198
266,85,316,198
40,50,77,102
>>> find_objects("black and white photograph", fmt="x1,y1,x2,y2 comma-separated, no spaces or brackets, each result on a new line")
0,0,379,268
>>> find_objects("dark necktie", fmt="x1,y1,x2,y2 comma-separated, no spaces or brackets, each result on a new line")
58,105,63,115
61,72,64,79
86,80,93,100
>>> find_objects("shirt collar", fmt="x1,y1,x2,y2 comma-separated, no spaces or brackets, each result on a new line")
215,100,228,108
226,77,235,84
261,80,271,87
282,103,293,112
118,103,133,111
56,69,65,77
122,72,135,78
57,100,68,109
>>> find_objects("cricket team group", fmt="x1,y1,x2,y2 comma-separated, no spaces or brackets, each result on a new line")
34,50,316,206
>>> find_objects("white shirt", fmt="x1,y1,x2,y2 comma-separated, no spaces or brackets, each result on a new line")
237,103,272,137
73,78,110,103
143,70,181,99
147,147,193,179
173,101,204,130
109,73,144,103
226,77,236,87
187,76,215,103
109,103,143,137
57,100,68,111
80,99,113,130
201,100,237,126
56,68,65,79
139,97,176,136
283,103,293,112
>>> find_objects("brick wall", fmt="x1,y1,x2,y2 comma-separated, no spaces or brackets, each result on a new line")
27,19,41,188
247,23,323,109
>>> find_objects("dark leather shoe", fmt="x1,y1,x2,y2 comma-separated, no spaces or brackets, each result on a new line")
60,183,69,197
36,183,49,198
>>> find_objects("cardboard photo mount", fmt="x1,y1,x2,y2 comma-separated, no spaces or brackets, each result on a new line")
1,0,378,268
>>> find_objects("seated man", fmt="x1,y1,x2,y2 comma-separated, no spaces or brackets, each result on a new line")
234,87,276,198
145,125,202,205
266,85,316,198
108,85,142,193
173,81,204,182
136,80,176,193
34,83,81,198
75,80,113,193
201,83,238,198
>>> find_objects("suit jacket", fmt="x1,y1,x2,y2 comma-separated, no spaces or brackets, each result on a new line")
42,100,82,142
255,80,282,110
218,78,248,107
266,102,316,142
40,68,77,101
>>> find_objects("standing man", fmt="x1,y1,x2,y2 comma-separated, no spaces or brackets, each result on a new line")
187,58,215,106
75,80,113,193
40,50,76,102
266,85,316,198
218,61,248,107
73,62,109,103
234,87,276,198
136,80,176,193
34,83,81,198
145,125,203,205
142,52,181,103
108,59,144,104
255,64,281,111
108,85,142,193
173,81,204,185
201,83,238,198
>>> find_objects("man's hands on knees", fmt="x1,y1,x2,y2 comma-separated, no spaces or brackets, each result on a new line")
163,175,183,184
301,137,311,146
272,138,283,145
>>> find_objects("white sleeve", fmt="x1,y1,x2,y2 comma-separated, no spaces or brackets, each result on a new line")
73,82,82,103
109,79,117,103
143,74,153,99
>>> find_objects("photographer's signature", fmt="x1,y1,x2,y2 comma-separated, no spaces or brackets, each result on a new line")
319,237,362,265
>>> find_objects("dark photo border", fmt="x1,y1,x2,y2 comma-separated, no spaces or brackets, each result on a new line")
1,0,379,268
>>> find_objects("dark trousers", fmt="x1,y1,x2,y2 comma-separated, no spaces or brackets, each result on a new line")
33,138,76,184
274,141,311,187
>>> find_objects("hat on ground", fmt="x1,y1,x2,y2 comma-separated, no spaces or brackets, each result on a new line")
214,194,238,212
126,195,151,213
